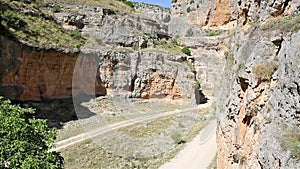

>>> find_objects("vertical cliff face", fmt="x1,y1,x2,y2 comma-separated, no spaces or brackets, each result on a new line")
0,1,199,102
0,36,76,100
0,35,195,101
215,0,300,168
171,0,300,168
171,0,234,28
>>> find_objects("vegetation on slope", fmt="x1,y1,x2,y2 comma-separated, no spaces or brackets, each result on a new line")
0,0,85,49
262,13,300,32
252,61,278,81
280,128,300,159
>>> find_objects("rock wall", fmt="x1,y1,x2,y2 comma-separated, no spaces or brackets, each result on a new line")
53,3,170,48
171,0,233,28
0,1,198,102
133,3,171,23
215,0,300,168
0,40,195,101
0,35,106,100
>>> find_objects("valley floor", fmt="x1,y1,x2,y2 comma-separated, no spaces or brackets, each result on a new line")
53,96,215,168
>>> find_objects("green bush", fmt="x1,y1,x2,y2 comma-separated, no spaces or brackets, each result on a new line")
0,97,63,168
153,38,182,54
171,132,185,144
52,4,61,13
123,0,135,8
0,10,26,30
181,46,191,56
171,38,179,46
186,7,191,13
196,80,201,89
280,128,300,159
209,31,220,36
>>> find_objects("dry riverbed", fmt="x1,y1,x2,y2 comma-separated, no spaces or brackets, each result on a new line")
56,96,212,168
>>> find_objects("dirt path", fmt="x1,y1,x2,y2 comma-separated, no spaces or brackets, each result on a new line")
159,119,217,169
51,102,212,152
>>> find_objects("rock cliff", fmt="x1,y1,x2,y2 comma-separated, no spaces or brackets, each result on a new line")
0,0,195,102
1,0,299,167
170,0,299,168
211,0,300,168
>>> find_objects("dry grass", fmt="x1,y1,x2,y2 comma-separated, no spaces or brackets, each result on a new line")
0,0,85,48
261,14,300,32
280,127,300,159
59,110,208,169
252,62,277,81
45,0,134,12
117,115,175,138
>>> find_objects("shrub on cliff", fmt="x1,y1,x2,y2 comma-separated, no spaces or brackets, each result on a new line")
252,62,277,81
0,97,63,168
121,0,135,8
181,46,191,56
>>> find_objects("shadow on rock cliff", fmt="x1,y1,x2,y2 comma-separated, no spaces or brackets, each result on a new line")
13,97,96,129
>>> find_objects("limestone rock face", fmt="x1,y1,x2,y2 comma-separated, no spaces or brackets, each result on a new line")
214,1,300,168
93,49,194,100
0,2,197,101
54,3,170,48
133,3,171,23
170,0,300,36
0,36,107,100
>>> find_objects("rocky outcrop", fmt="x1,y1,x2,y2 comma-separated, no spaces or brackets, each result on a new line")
0,35,106,100
170,0,300,36
172,0,232,27
133,3,171,23
181,36,225,93
0,35,196,101
215,0,300,168
0,1,198,102
53,3,170,48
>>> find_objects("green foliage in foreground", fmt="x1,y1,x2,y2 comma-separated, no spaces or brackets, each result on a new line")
280,128,300,159
0,97,63,168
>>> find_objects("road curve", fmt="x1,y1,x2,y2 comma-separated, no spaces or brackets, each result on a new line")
51,106,207,152
159,119,217,169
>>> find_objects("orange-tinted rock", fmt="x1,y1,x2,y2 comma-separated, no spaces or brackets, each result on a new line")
0,36,106,100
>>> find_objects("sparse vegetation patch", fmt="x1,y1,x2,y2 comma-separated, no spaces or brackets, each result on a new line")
261,14,300,32
280,128,300,159
0,1,85,49
181,46,191,56
252,62,277,81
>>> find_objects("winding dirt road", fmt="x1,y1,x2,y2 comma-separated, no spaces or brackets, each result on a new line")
159,119,217,169
51,105,207,152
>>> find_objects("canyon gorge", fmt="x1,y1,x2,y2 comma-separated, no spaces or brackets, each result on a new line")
0,0,299,168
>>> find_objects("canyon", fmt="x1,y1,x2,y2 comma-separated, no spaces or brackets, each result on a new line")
0,0,299,168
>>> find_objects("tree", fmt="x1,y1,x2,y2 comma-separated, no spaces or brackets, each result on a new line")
0,97,63,168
